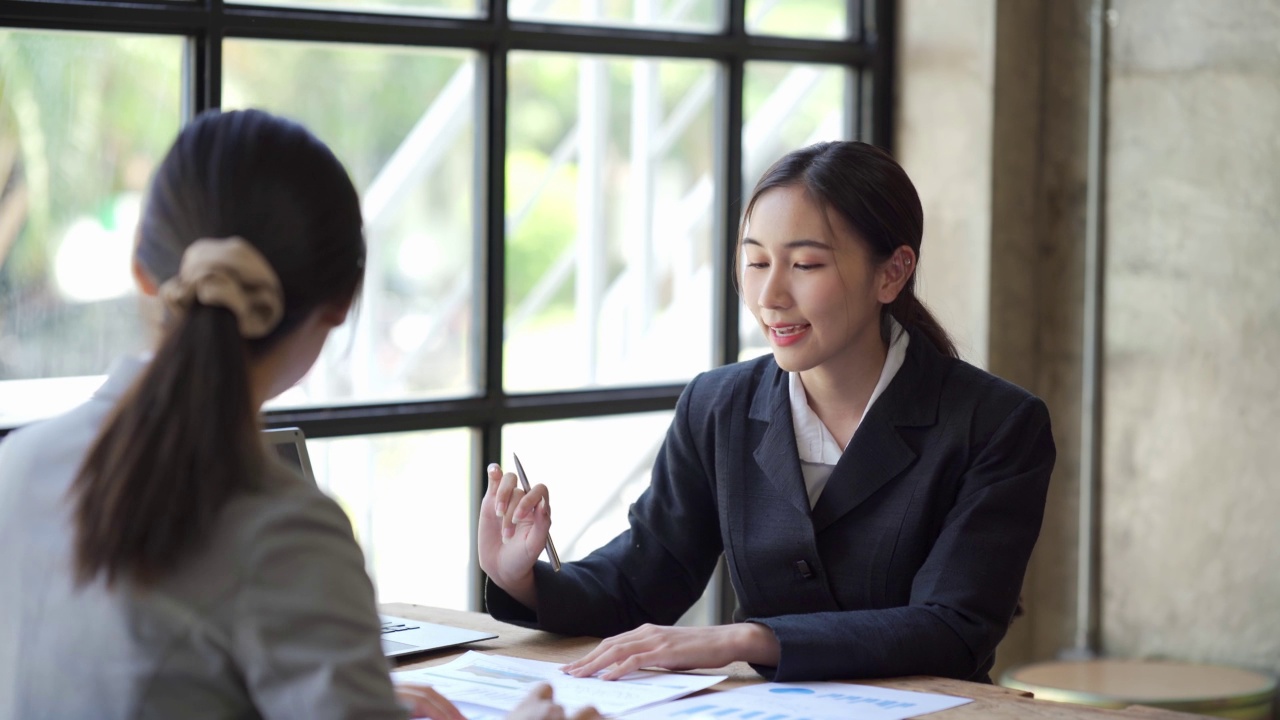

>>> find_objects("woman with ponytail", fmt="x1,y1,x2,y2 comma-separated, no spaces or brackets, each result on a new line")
480,141,1056,683
0,109,592,720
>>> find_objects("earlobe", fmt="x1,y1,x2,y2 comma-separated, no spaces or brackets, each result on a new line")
317,298,353,328
132,257,159,297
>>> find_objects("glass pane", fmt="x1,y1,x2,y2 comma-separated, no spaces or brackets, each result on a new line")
501,412,667,561
740,61,850,362
506,52,718,392
502,411,715,624
309,428,476,610
223,40,480,407
510,0,720,33
0,29,182,426
745,0,850,38
239,0,479,18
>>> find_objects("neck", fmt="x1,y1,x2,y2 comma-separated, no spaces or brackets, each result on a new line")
798,331,889,439
248,365,273,411
249,350,287,411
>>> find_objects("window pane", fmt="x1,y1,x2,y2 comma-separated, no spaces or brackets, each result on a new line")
745,0,851,39
309,429,476,610
223,40,480,407
506,52,718,392
237,0,479,18
740,61,850,362
0,30,182,426
509,0,720,32
502,411,715,624
502,412,670,561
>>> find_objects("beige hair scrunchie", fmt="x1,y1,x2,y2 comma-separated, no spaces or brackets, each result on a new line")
158,237,285,339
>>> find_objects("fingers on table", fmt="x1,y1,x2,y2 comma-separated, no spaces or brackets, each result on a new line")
564,628,662,680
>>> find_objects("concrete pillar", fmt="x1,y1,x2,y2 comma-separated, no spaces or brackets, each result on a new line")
895,0,995,367
897,0,1095,675
1008,0,1090,671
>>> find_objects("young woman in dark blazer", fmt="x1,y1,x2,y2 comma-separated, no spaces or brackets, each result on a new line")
479,141,1056,684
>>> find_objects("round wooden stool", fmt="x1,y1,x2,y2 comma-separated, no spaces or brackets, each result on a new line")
1002,660,1277,719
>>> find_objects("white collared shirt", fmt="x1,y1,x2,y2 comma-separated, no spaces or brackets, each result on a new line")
789,319,910,508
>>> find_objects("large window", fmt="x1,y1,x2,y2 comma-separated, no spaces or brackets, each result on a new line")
0,0,894,617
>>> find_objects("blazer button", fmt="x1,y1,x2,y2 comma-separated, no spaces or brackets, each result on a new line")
794,560,814,579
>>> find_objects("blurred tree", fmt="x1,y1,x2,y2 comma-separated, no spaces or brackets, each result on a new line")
0,29,180,381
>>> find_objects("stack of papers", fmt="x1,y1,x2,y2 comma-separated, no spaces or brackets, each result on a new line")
625,681,972,720
395,651,727,718
395,652,972,720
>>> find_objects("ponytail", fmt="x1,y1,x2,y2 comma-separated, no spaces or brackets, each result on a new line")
886,290,958,359
71,305,262,587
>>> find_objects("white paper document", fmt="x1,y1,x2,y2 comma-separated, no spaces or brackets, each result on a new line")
395,651,727,718
622,681,972,720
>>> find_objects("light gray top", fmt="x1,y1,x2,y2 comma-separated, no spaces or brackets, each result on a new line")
0,357,407,720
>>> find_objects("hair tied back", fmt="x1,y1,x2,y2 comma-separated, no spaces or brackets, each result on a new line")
159,237,284,339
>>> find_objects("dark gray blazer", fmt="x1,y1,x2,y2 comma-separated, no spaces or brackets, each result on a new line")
487,328,1055,683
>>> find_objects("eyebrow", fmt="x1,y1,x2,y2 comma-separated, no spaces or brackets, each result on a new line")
742,237,834,251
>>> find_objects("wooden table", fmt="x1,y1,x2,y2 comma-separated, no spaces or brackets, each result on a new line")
383,603,1201,720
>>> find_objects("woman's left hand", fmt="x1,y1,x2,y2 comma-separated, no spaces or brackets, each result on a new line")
561,623,780,681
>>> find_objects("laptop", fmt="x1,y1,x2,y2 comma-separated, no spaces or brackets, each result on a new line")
263,427,499,658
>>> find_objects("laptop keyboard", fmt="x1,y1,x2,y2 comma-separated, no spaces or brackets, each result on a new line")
380,620,421,635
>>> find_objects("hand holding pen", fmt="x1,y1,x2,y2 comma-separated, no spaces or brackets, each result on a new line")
477,456,561,611
512,454,561,571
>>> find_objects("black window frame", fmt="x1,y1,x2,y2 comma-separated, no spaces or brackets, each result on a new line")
0,0,896,611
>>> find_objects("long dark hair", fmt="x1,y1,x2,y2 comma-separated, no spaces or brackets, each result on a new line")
740,141,957,358
71,109,366,587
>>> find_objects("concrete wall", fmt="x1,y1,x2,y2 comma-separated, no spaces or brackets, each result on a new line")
895,0,994,367
897,0,1280,679
1101,0,1280,673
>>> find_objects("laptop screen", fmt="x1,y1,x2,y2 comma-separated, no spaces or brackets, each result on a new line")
263,427,316,485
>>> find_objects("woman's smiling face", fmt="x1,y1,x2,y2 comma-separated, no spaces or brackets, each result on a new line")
740,184,893,376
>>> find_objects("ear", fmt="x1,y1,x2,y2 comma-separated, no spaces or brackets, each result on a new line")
876,246,916,305
132,257,159,297
316,296,353,328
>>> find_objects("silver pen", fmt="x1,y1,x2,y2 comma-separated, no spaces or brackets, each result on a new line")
512,453,562,572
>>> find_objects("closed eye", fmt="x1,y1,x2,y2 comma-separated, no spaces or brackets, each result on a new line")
745,261,769,269
794,263,823,271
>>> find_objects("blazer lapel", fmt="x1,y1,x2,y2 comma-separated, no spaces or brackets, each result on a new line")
748,362,812,517
810,328,947,532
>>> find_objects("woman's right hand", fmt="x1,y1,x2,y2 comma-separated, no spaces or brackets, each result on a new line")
508,684,602,720
477,462,553,610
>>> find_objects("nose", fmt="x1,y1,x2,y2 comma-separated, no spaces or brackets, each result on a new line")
756,267,790,310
